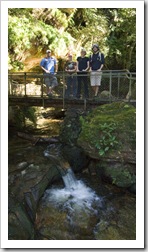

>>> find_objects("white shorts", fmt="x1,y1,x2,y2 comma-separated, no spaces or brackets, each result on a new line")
90,71,102,86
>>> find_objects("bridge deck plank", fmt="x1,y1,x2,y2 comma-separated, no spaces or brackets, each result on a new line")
8,95,136,108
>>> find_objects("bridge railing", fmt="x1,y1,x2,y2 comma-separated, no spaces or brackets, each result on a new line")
8,70,136,102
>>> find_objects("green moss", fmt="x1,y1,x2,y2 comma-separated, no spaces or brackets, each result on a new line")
78,102,136,156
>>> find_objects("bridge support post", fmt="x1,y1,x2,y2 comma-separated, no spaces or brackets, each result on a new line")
128,73,132,102
117,73,120,98
109,71,112,103
24,72,27,96
62,72,65,110
84,99,87,111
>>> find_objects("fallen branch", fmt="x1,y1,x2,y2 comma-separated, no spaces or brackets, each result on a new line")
17,132,59,145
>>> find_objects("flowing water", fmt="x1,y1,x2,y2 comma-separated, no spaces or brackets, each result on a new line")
8,114,136,240
35,166,136,240
44,168,102,222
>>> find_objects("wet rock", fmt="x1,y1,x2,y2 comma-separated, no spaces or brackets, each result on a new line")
8,196,34,240
58,103,136,190
35,205,72,240
59,108,82,146
77,102,136,189
61,145,90,172
97,161,136,188
17,161,28,170
8,142,71,239
100,90,112,98
128,183,136,194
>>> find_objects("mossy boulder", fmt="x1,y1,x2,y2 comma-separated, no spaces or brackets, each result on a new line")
59,108,90,171
77,102,136,189
59,108,82,146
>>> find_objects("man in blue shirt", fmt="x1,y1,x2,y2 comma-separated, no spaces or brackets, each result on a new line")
40,49,58,96
89,44,105,97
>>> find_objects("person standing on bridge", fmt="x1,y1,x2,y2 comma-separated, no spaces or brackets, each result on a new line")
89,44,105,97
64,54,77,99
40,49,58,97
76,48,90,99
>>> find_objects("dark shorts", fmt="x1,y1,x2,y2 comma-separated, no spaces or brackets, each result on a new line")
44,73,58,87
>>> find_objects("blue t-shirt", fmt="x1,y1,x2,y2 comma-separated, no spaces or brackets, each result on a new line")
40,57,56,73
89,52,105,70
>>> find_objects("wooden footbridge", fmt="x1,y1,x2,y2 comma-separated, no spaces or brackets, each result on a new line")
8,70,136,109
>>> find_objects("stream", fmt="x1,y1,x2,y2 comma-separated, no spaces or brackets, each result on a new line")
8,111,136,240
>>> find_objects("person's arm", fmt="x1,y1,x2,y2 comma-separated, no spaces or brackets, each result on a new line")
89,55,92,71
83,59,90,71
40,59,49,73
73,62,77,72
98,53,104,71
67,62,77,73
76,57,80,72
40,66,49,73
77,59,79,72
65,62,68,72
98,64,104,71
54,59,58,73
55,64,58,73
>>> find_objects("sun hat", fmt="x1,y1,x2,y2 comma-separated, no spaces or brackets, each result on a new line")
81,48,86,52
46,49,51,53
92,44,99,50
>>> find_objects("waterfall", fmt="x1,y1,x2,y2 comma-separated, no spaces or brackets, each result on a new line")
43,167,102,216
62,168,78,189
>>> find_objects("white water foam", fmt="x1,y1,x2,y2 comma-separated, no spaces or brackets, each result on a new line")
43,168,102,215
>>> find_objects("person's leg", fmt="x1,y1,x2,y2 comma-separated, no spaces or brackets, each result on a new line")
44,74,51,95
90,71,97,96
65,76,71,97
46,85,49,94
77,74,82,98
94,86,99,96
95,71,102,96
83,75,89,98
50,76,58,95
72,75,77,97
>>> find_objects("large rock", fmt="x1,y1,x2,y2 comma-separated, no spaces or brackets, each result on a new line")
59,108,90,172
59,108,82,146
8,143,71,240
61,145,90,172
8,196,35,240
77,102,136,189
59,103,136,190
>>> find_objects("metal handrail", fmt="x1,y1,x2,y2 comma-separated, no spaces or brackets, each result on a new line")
8,70,136,83
8,70,136,109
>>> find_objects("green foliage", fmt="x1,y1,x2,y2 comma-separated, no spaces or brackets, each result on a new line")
105,8,136,71
8,9,75,70
112,168,136,186
80,116,118,156
94,122,118,156
8,8,136,71
79,102,136,157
